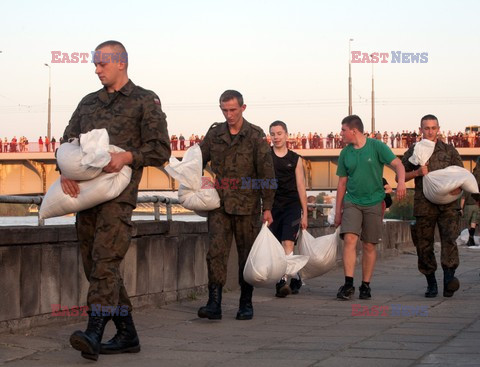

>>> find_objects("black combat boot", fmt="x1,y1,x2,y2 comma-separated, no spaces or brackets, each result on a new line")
443,268,460,297
198,284,222,320
236,281,254,320
100,312,140,354
425,273,438,298
70,313,110,361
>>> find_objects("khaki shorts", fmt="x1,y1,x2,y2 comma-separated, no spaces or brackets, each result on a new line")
340,201,383,244
463,204,479,225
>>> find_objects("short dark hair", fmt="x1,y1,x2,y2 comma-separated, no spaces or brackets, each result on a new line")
269,120,288,133
95,40,128,64
219,90,244,106
420,114,438,127
341,115,364,133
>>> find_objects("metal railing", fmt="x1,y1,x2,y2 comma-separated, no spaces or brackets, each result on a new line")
0,195,181,226
0,195,332,226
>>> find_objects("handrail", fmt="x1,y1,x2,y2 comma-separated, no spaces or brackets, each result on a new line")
0,195,181,225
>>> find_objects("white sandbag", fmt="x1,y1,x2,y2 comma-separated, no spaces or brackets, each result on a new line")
56,139,103,181
243,223,287,287
327,199,336,225
423,166,479,205
39,145,132,219
298,228,339,280
39,166,131,219
165,145,220,212
456,228,480,246
285,253,310,277
80,128,111,167
408,139,435,166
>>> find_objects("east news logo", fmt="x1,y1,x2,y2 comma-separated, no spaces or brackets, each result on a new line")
351,51,429,63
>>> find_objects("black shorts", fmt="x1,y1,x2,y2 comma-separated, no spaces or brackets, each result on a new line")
270,204,302,243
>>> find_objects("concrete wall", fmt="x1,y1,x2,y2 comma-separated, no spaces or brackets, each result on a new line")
0,218,415,332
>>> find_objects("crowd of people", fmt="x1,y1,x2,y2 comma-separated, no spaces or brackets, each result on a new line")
169,130,480,151
0,136,58,152
1,130,477,153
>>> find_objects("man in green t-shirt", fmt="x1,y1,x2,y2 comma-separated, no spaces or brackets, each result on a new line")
335,115,406,300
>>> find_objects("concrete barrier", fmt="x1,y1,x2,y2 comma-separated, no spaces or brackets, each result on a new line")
0,218,415,332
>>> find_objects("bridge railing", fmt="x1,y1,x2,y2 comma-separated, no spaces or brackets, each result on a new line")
0,195,181,226
0,194,332,226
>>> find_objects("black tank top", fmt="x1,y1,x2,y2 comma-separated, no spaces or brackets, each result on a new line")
272,148,300,208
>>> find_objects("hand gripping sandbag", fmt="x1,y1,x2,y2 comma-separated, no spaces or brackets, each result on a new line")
423,166,479,205
165,145,220,212
298,228,339,280
243,223,287,287
39,146,132,219
408,139,435,166
56,139,103,181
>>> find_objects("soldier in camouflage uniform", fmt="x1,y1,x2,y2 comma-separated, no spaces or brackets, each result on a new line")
402,115,463,298
461,158,480,246
198,90,275,321
61,40,170,361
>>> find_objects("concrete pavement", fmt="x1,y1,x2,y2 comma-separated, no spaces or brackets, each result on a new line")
1,244,479,367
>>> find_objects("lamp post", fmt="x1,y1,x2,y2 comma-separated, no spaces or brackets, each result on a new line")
44,63,51,140
348,38,354,115
370,54,375,134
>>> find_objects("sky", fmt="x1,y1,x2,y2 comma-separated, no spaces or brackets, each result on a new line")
1,0,479,140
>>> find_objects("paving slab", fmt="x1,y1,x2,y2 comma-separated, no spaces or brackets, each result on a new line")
1,246,479,366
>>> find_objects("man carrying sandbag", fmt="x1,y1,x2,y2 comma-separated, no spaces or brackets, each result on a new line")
60,40,171,361
197,90,275,321
335,115,406,300
401,114,463,298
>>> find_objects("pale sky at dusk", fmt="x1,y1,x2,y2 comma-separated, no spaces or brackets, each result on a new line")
1,0,479,140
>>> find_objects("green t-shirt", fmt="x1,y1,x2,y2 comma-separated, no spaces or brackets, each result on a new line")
336,138,397,206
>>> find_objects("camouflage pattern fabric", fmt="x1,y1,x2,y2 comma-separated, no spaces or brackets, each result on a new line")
206,207,262,286
402,139,462,274
402,139,463,216
63,79,171,207
63,79,170,311
200,119,274,287
200,119,275,215
411,211,460,274
76,201,134,312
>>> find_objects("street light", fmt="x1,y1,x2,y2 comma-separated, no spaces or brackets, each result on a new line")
44,63,51,140
348,38,354,115
370,54,375,134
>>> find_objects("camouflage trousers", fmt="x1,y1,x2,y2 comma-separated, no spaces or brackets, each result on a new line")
411,209,460,275
206,207,262,286
76,201,134,312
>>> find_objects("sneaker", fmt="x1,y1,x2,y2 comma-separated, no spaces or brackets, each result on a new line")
336,284,355,300
290,275,302,294
275,279,291,298
359,283,371,300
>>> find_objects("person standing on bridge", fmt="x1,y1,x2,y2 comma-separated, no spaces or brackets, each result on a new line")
197,90,275,321
335,115,406,300
60,40,170,361
401,115,463,298
268,120,308,297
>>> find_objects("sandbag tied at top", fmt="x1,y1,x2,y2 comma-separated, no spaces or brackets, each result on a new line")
165,144,220,214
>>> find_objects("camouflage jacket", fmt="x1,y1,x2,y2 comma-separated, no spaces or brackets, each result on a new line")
62,79,171,206
464,161,480,205
200,119,275,215
402,139,463,215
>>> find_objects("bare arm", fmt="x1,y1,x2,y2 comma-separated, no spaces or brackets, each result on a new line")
389,157,406,200
295,157,308,230
335,176,348,227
